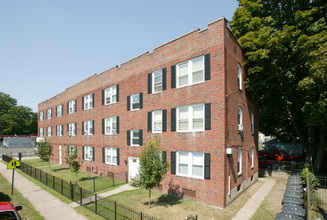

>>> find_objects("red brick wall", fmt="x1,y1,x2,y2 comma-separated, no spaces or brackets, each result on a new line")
38,17,258,208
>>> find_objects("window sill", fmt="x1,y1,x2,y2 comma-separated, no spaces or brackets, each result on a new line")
176,174,204,180
105,163,117,166
104,102,117,106
176,81,205,89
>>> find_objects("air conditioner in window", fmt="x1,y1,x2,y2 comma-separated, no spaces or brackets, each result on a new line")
68,132,72,137
84,131,88,135
238,124,243,132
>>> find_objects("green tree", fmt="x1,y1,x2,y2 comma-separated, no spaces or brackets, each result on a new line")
65,146,83,183
36,141,53,170
0,92,37,135
229,0,327,172
131,136,168,208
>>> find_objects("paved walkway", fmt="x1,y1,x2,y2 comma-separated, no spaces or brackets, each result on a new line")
0,162,87,220
69,184,136,207
233,178,276,220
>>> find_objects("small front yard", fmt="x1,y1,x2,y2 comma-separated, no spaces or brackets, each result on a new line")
95,180,264,220
21,159,125,194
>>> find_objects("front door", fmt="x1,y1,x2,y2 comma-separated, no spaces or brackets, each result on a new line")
128,157,140,181
59,145,62,165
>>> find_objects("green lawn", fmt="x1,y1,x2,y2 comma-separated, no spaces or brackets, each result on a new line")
22,159,125,194
85,180,264,220
0,173,45,220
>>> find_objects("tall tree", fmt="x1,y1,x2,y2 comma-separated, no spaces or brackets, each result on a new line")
65,146,83,183
131,136,168,208
229,0,327,172
0,92,37,135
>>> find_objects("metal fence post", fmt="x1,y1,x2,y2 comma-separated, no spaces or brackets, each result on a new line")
40,170,42,182
70,181,74,201
93,176,96,192
114,201,117,220
53,175,55,189
95,194,97,214
34,168,36,178
307,174,310,220
113,173,115,187
46,173,48,186
80,187,83,205
61,179,63,195
141,212,143,220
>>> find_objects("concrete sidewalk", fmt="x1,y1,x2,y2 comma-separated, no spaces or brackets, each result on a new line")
0,162,87,220
233,178,276,220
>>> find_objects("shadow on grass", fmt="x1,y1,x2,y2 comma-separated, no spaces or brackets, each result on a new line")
144,194,182,207
0,192,11,202
51,167,70,172
79,176,96,182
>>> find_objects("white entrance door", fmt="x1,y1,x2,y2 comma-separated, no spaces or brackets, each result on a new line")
128,157,140,181
59,145,62,165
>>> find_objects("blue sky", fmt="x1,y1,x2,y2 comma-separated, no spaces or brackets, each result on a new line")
0,0,239,112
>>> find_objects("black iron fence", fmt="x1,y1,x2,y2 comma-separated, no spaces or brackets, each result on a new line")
1,154,159,220
307,174,327,211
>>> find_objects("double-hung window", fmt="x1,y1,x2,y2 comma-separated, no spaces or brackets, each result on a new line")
177,56,204,88
177,104,204,132
104,117,117,135
84,120,94,135
39,112,44,121
84,146,94,161
57,104,63,117
47,126,52,137
238,107,243,131
131,130,140,146
68,145,77,156
39,128,44,137
83,94,94,110
152,69,163,93
237,63,242,90
47,109,52,120
177,151,204,179
152,110,162,133
56,125,63,136
131,93,140,110
105,147,118,165
251,148,254,168
68,100,76,114
68,123,76,136
104,85,117,105
251,113,254,134
238,149,242,175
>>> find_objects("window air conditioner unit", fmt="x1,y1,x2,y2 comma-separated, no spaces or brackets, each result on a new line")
238,124,243,131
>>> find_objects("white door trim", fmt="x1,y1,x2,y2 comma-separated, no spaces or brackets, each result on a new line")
128,157,140,181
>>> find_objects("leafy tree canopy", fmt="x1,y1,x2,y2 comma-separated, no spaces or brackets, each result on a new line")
0,92,37,135
229,0,327,171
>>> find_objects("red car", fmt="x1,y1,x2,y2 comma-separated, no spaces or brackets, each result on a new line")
0,202,22,220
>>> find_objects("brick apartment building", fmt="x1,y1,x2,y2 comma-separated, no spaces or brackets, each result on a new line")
38,17,258,208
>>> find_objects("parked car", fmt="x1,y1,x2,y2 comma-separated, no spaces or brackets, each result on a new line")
259,157,279,169
0,202,22,220
259,149,300,161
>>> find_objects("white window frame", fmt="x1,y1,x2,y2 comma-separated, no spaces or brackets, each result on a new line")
47,109,52,120
131,130,140,146
68,123,76,136
152,69,163,93
56,125,63,136
238,107,243,127
40,112,44,121
84,120,94,136
177,151,204,179
39,127,44,137
131,93,140,111
57,105,63,117
237,63,242,90
152,110,162,133
238,149,242,175
68,100,76,114
176,55,204,88
177,104,204,132
251,113,254,134
84,94,93,110
104,85,117,105
47,126,52,137
105,117,117,135
68,145,77,156
84,146,93,161
105,147,118,165
251,148,254,168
